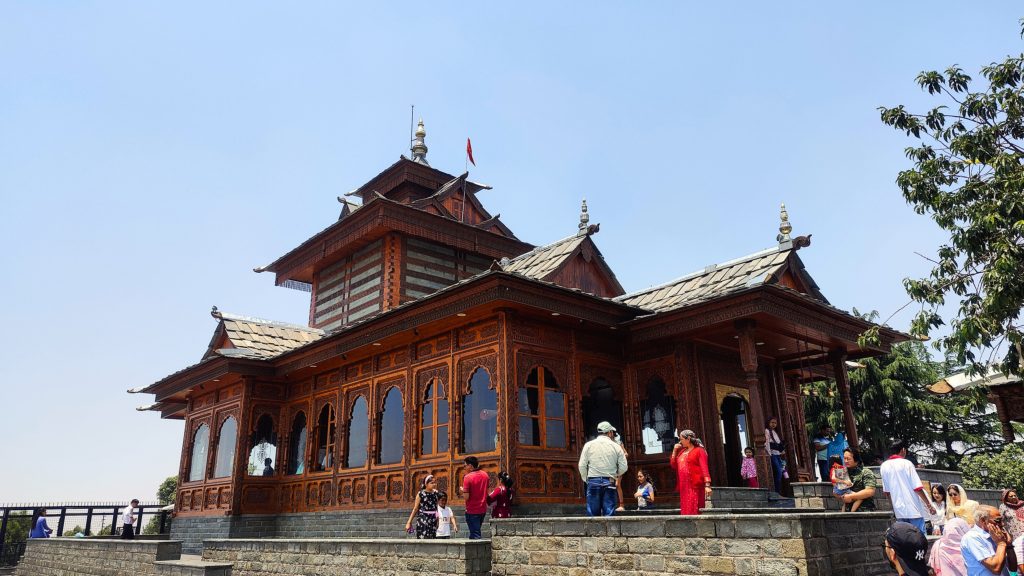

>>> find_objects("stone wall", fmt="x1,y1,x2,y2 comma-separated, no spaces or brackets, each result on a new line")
490,513,893,576
14,538,182,576
202,538,491,576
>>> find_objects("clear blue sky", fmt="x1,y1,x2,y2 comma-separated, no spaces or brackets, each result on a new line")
1,2,1020,502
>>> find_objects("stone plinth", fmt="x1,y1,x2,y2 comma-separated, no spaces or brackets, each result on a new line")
491,512,892,576
202,538,491,576
14,538,182,576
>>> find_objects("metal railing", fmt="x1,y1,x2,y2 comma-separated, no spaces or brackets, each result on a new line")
0,501,167,567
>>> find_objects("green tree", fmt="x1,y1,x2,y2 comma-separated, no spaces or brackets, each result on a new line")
879,19,1024,374
804,339,1003,466
3,512,31,545
142,474,177,535
960,443,1024,490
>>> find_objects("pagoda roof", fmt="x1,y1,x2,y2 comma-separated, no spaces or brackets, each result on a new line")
204,309,324,360
616,236,823,313
499,230,625,295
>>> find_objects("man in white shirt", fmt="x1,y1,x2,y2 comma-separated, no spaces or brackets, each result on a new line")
879,440,934,534
120,499,139,540
578,421,627,517
961,505,1012,576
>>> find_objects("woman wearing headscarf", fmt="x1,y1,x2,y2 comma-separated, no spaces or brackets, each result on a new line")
670,429,711,516
945,484,980,526
1000,488,1024,541
927,517,969,576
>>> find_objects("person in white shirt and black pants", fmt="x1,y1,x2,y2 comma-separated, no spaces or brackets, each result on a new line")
121,499,139,539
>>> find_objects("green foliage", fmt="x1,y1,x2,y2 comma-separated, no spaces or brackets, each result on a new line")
960,443,1024,490
157,476,177,506
62,525,84,537
804,340,1004,466
879,19,1024,374
2,512,31,545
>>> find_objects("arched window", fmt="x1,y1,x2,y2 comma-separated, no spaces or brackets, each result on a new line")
462,367,497,454
345,396,368,468
378,387,404,464
287,411,307,475
248,414,277,476
188,424,209,482
518,366,566,449
420,380,449,456
213,416,237,478
582,377,623,442
314,404,336,471
641,377,676,454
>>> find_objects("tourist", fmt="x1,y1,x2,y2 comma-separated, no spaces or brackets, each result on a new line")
405,474,440,539
120,499,139,540
928,517,969,576
961,505,1012,576
931,483,949,536
947,484,980,526
879,440,935,534
812,423,834,483
577,421,627,517
435,491,457,539
764,416,786,493
829,455,857,512
884,521,930,576
670,429,711,516
837,448,877,512
458,456,489,539
29,509,52,538
262,457,274,476
739,447,758,488
487,471,514,518
999,489,1024,541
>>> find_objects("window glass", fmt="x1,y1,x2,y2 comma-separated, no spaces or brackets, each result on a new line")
248,415,277,476
345,397,368,468
314,404,336,471
420,380,450,456
641,377,676,454
213,416,237,478
188,424,209,482
518,366,565,449
379,388,404,464
287,412,307,475
462,367,497,454
582,378,624,442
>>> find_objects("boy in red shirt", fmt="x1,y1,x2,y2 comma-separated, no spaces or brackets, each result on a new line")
459,456,490,539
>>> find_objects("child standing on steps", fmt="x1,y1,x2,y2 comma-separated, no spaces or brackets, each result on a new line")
435,492,457,539
829,455,858,512
740,447,759,488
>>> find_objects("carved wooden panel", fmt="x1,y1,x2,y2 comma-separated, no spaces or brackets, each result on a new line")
415,333,451,361
353,477,368,505
219,384,243,402
511,321,570,351
548,464,577,496
194,392,216,411
515,351,569,391
579,362,624,400
370,474,390,503
375,347,409,373
457,320,499,348
411,466,451,498
633,358,674,401
346,360,372,382
337,477,355,505
374,376,406,410
241,485,276,512
415,364,449,400
291,380,313,398
315,370,341,391
576,331,622,358
517,463,546,495
254,382,286,400
387,473,405,502
457,351,499,393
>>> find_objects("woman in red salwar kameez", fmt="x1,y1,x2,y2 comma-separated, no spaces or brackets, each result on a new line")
670,429,712,515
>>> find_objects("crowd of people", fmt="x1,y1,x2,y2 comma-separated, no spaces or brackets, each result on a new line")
404,456,515,539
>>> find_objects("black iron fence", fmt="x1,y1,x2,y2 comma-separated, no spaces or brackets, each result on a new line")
0,501,168,567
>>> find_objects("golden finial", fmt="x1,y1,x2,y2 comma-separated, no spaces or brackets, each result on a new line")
578,198,590,237
777,203,792,243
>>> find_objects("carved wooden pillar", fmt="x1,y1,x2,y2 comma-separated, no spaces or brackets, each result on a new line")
830,349,860,449
990,393,1016,443
735,320,771,489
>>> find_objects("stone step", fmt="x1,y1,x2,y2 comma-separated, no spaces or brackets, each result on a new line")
156,555,232,576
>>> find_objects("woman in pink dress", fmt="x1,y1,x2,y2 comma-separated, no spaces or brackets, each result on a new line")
670,429,712,515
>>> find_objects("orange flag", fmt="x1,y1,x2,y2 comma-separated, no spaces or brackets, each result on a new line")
466,138,476,166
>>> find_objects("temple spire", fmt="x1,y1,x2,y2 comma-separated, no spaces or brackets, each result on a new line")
578,198,590,237
411,119,429,166
777,203,792,243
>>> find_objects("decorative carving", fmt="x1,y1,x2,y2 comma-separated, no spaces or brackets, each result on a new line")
516,352,569,392
346,361,372,382
416,334,451,361
374,376,406,410
517,466,545,493
457,352,499,393
511,321,570,351
416,364,450,400
579,362,624,401
458,320,499,348
714,384,750,412
254,383,286,399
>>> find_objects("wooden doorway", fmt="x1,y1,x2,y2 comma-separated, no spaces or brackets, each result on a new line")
719,392,752,487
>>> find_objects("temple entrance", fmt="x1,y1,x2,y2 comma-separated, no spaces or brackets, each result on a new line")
582,378,623,442
719,393,752,487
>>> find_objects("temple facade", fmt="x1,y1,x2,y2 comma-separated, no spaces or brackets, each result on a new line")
134,121,905,519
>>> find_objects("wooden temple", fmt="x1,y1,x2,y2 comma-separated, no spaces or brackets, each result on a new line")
134,121,906,519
